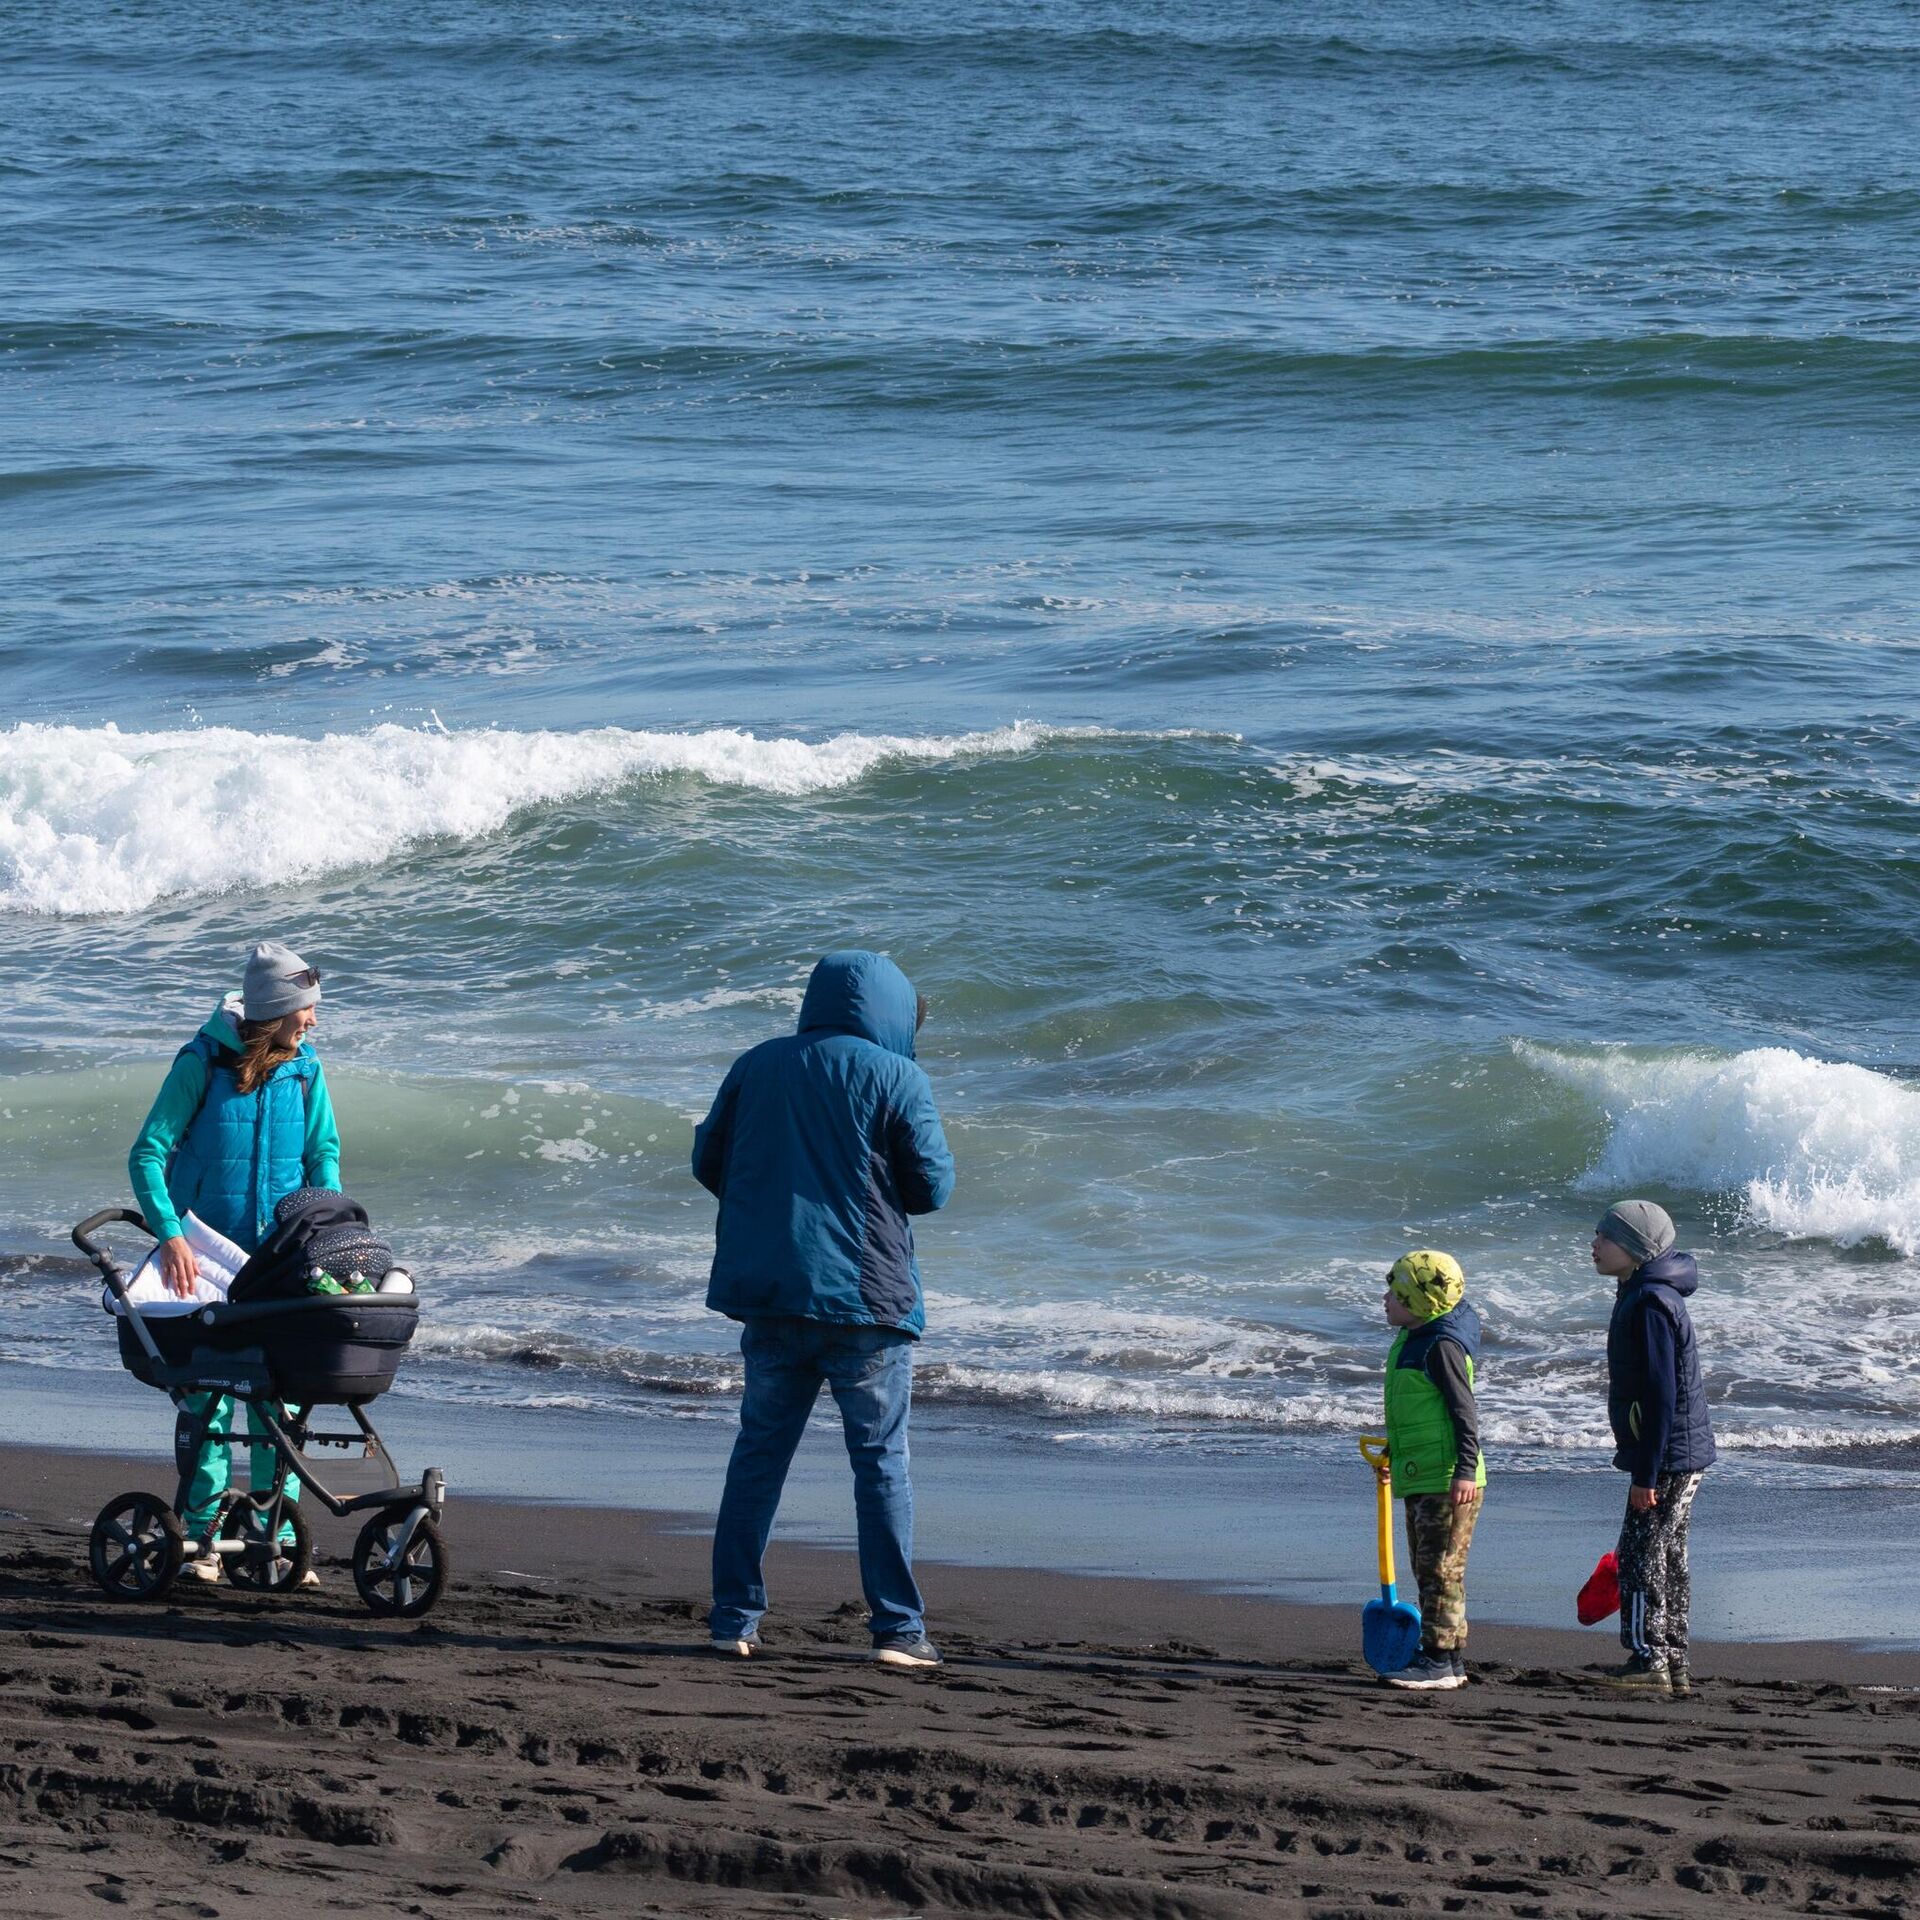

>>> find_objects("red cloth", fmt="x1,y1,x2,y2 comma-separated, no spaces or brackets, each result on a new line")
1577,1551,1620,1624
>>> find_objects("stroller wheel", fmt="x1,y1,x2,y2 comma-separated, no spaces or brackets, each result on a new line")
223,1498,314,1595
88,1492,185,1602
352,1509,449,1619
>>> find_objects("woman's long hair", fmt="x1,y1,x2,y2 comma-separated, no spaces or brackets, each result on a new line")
232,1016,301,1094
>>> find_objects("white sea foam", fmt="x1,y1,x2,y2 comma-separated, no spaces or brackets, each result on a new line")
399,1322,1920,1459
637,985,807,1021
238,1272,1920,1456
1519,1041,1920,1254
1271,749,1790,807
0,718,1114,915
916,1363,1372,1428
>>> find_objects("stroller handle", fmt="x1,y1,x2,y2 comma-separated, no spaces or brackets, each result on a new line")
73,1207,156,1277
72,1208,166,1365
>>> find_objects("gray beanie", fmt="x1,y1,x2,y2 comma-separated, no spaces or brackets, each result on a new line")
242,941,321,1023
1597,1199,1676,1266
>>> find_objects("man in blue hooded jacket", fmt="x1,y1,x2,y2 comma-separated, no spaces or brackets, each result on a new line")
1590,1198,1715,1697
693,950,955,1668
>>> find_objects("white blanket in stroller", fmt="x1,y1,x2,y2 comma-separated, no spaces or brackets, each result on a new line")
109,1213,249,1318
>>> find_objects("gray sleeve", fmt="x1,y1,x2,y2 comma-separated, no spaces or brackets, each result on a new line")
1424,1339,1481,1480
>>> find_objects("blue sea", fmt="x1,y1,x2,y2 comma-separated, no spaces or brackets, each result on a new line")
4,2,1919,1492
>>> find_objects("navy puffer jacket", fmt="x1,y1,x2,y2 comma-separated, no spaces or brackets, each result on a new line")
693,951,955,1335
1607,1251,1717,1484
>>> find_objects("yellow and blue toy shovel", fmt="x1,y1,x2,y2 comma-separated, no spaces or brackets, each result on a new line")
1357,1435,1422,1675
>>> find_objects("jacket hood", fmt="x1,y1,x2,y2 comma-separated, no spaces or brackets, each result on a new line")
1628,1249,1698,1298
200,995,246,1052
1417,1298,1482,1365
798,950,919,1058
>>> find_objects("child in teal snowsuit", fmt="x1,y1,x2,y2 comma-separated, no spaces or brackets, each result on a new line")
127,942,340,1573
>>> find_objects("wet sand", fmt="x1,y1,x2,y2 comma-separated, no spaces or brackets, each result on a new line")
5,1359,1915,1652
3,1442,1919,1918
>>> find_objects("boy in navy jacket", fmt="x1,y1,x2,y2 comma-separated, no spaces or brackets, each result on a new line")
1590,1199,1715,1696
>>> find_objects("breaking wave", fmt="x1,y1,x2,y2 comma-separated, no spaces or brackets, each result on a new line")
410,1323,736,1396
0,718,1134,915
1518,1041,1920,1255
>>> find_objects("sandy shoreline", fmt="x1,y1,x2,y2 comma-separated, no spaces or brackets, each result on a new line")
7,1357,1918,1654
4,1441,1919,1917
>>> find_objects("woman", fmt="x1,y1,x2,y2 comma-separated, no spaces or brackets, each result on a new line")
128,940,341,1583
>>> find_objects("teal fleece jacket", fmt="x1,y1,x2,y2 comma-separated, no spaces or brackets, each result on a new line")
128,997,342,1245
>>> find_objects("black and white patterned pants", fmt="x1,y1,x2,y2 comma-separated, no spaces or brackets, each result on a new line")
1617,1470,1704,1669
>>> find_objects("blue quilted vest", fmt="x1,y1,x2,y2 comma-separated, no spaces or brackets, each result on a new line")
165,1037,318,1252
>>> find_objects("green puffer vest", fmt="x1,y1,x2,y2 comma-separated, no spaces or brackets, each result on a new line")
1384,1323,1486,1496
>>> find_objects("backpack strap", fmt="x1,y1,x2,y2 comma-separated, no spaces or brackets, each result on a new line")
161,1035,219,1178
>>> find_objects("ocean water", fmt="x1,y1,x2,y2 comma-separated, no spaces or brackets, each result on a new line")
4,2,1920,1490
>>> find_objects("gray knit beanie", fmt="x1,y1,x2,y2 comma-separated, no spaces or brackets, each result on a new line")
242,941,321,1022
1597,1199,1676,1266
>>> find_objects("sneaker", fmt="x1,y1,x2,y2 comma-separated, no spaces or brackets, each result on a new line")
710,1627,760,1658
1450,1651,1469,1685
1383,1651,1466,1691
184,1547,223,1584
297,1568,321,1590
872,1634,942,1669
1668,1662,1692,1698
1594,1655,1671,1693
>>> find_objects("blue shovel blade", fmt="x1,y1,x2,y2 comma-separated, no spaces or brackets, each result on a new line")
1362,1585,1423,1676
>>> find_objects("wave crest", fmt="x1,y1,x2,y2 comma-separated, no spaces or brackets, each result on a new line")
0,718,1113,915
1519,1041,1920,1254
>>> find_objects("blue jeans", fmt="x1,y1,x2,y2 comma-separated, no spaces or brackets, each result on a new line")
710,1316,924,1641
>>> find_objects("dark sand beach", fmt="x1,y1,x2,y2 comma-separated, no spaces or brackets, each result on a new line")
3,1442,1918,1919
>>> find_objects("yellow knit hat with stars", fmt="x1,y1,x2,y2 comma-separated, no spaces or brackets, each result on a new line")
1386,1249,1465,1321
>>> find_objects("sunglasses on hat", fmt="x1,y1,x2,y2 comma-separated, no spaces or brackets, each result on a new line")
286,966,321,989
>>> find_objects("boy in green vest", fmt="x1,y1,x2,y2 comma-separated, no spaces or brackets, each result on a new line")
1379,1249,1486,1691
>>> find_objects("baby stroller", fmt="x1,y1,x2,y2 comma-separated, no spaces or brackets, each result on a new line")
72,1205,448,1618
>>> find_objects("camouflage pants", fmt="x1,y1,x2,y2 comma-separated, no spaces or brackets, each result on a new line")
1617,1471,1703,1668
1404,1489,1482,1654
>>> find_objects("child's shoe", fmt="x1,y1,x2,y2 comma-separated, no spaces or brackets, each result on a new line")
1667,1661,1692,1698
1450,1651,1469,1686
185,1544,223,1584
1383,1651,1465,1691
1594,1654,1670,1693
